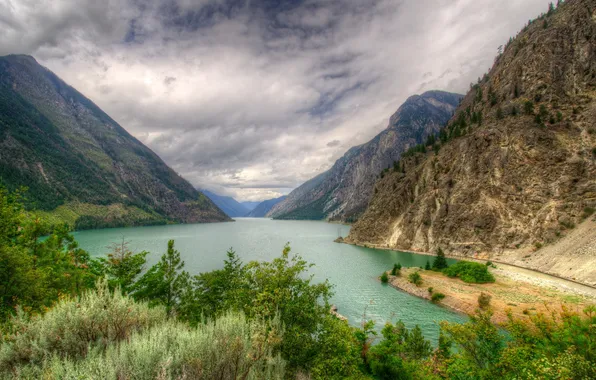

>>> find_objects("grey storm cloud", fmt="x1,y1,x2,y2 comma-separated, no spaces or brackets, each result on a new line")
0,0,553,201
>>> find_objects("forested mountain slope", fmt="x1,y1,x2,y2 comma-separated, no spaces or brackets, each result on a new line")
0,55,229,229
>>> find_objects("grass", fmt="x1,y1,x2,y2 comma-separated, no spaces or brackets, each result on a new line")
34,202,166,230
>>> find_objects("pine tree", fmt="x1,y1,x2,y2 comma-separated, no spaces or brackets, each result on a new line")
132,240,190,316
432,247,449,270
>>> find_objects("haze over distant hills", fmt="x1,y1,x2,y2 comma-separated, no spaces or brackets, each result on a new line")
246,196,287,217
241,201,260,212
268,91,463,222
201,190,250,217
0,54,229,229
202,190,287,218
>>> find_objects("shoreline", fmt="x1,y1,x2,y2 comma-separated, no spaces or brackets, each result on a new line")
340,240,596,295
386,267,596,324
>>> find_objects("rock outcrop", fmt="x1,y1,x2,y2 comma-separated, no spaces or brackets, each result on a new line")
346,0,596,279
268,91,462,221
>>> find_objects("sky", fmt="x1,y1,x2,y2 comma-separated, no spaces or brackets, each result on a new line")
0,0,553,201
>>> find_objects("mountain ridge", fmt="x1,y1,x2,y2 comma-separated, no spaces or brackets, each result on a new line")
246,196,287,217
0,54,230,229
345,0,596,285
201,189,250,217
267,90,463,221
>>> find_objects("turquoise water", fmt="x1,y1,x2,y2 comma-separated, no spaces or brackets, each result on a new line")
73,218,465,343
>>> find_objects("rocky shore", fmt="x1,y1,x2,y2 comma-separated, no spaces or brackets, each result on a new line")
386,267,596,325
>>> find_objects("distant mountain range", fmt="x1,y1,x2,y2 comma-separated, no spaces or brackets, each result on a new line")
268,91,463,222
246,196,287,217
201,190,250,217
0,54,230,229
202,190,287,218
241,201,260,212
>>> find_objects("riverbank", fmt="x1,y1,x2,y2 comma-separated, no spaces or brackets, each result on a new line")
387,267,596,325
341,217,596,291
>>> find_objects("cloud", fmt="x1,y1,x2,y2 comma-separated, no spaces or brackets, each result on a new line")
0,0,554,201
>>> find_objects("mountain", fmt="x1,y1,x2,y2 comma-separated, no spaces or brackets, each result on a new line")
201,190,249,217
241,201,261,212
267,91,463,221
245,196,287,217
0,54,230,229
345,0,596,285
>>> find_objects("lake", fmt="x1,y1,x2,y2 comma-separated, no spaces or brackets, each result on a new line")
73,218,465,343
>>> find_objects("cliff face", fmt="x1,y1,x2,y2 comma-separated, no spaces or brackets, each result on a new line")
0,55,230,228
346,0,596,270
268,91,462,221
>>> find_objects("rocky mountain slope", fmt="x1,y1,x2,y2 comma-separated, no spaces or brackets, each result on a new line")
246,196,287,217
0,55,230,229
346,0,596,283
268,91,463,221
202,190,249,217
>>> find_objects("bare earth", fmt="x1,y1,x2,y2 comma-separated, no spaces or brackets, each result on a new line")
493,218,596,287
389,267,596,325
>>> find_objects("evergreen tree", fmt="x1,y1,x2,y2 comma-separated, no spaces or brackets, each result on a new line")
132,240,190,316
99,238,148,294
425,260,431,270
432,247,449,270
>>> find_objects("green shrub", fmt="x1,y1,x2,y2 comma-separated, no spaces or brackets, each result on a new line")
478,292,492,310
391,263,402,276
0,281,285,379
524,101,535,114
380,272,389,284
7,313,285,380
431,292,446,303
408,271,423,287
428,287,434,294
0,279,167,370
582,207,595,219
443,261,495,283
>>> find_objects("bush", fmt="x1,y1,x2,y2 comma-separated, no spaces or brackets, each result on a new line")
0,280,167,369
443,261,495,283
582,207,595,219
408,271,423,287
6,313,285,379
478,292,492,310
524,101,534,114
380,272,389,284
391,263,402,276
431,292,446,303
0,281,285,379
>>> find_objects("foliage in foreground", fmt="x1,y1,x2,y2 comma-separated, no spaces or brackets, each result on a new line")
0,282,285,379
